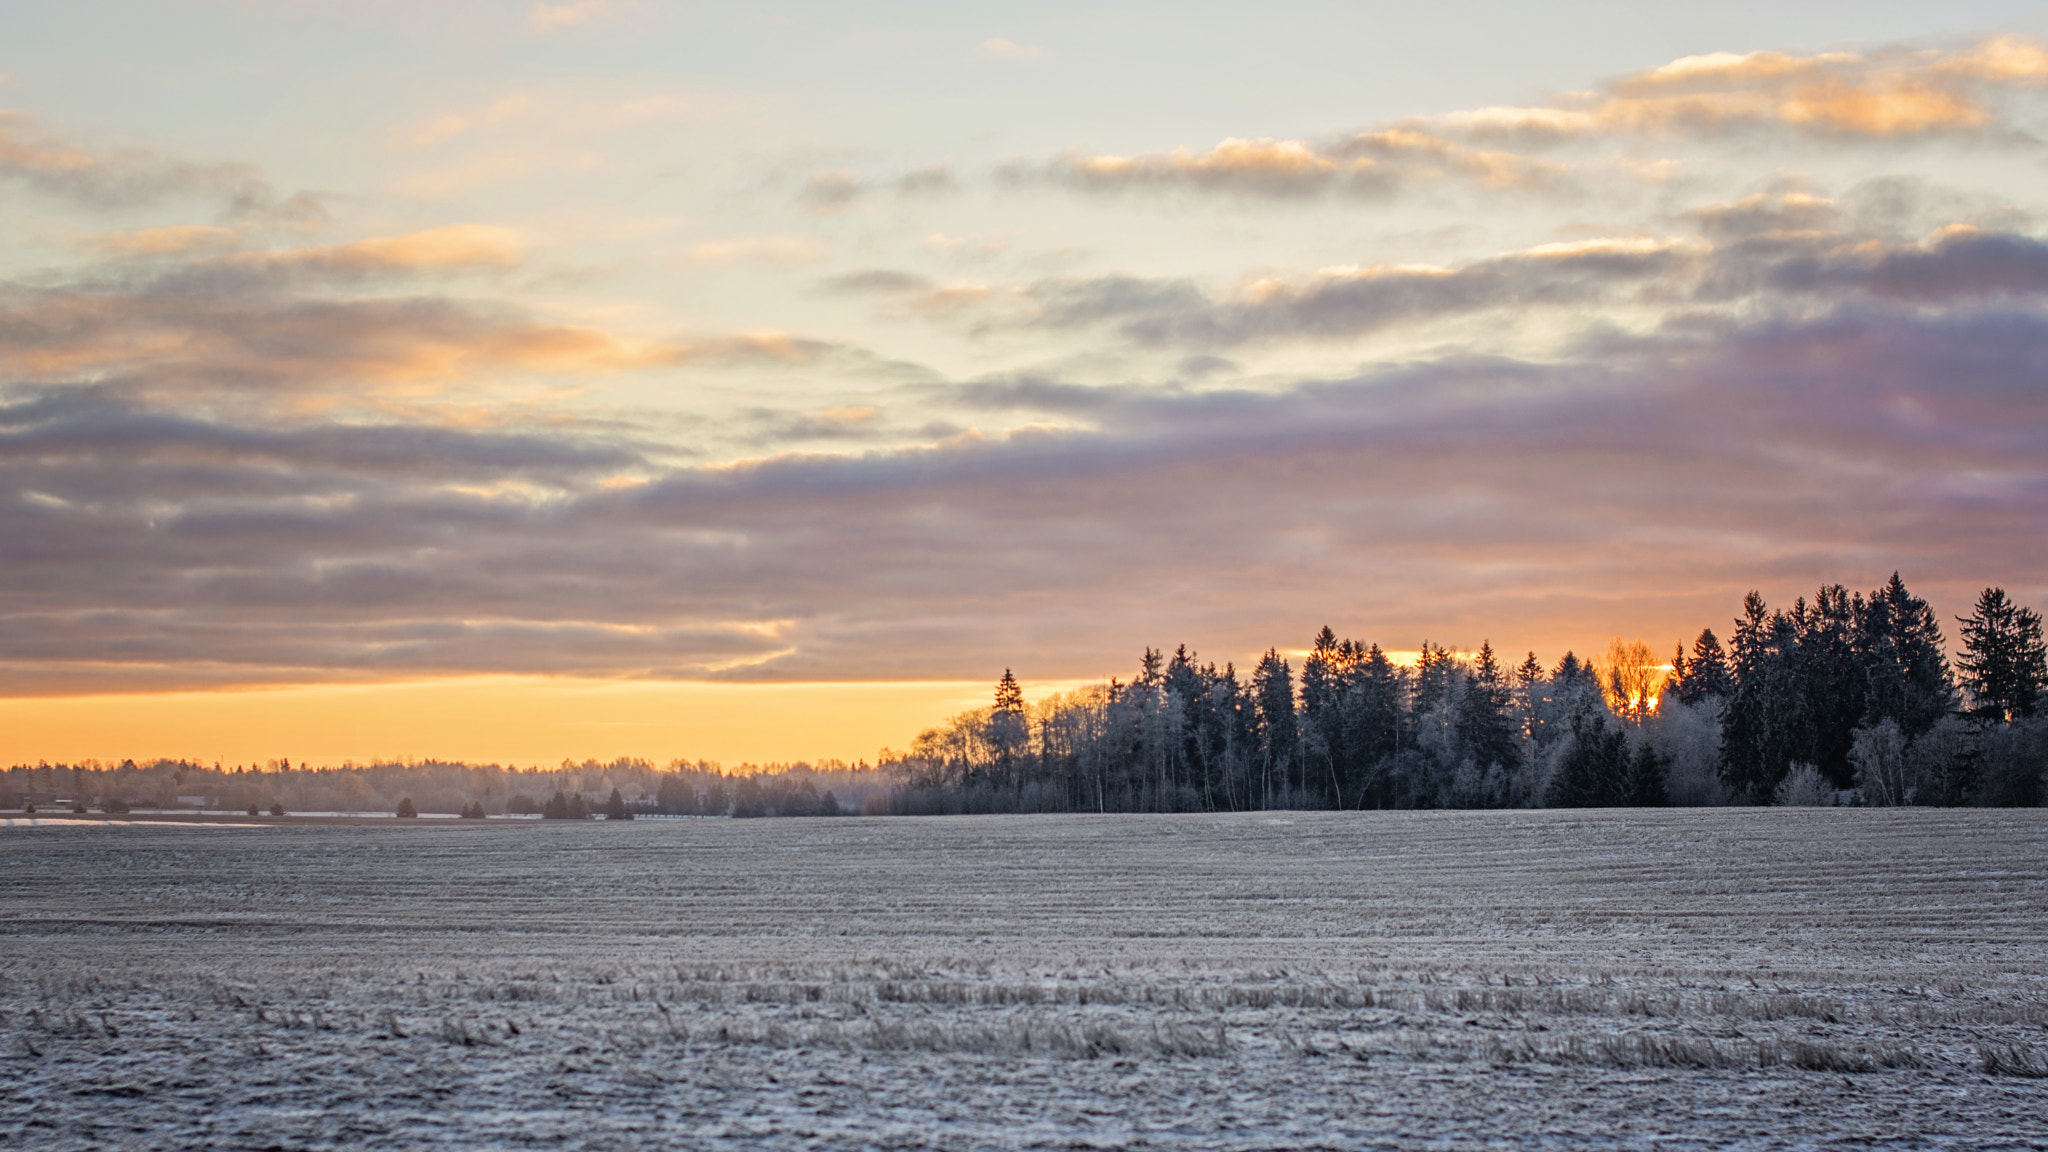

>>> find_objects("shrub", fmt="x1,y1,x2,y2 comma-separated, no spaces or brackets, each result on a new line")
1773,763,1834,807
506,793,539,815
246,803,261,817
461,801,486,819
396,797,419,818
270,802,287,817
101,797,130,815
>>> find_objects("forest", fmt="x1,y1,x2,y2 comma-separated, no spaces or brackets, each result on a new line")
6,577,2044,817
879,577,2048,814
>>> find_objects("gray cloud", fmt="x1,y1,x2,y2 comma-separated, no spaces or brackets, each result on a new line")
2,299,2042,691
0,109,329,223
796,169,863,211
820,268,934,295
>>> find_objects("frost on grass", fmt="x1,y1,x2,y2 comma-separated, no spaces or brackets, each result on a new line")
3,809,2047,1149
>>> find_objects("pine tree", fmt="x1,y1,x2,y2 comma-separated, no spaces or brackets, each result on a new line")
1956,587,2048,721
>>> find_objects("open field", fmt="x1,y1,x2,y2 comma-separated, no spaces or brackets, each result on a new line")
3,810,2046,1149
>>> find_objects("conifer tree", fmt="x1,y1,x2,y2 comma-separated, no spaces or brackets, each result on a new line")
1719,593,1812,804
1454,641,1521,798
1251,649,1298,806
603,788,633,820
1546,712,1631,807
1674,629,1732,704
1860,573,1954,736
1956,587,2048,721
1796,585,1867,787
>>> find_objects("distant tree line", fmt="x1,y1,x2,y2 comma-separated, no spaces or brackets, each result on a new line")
0,756,886,818
879,576,2047,813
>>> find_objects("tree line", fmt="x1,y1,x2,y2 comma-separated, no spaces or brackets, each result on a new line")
0,757,888,818
8,575,2041,818
880,577,2047,813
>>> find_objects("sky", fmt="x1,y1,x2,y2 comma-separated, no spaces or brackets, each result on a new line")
3,1,2046,767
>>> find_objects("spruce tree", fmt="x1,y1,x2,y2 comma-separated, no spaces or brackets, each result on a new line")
1797,584,1867,788
1956,587,2048,721
1454,641,1521,799
1861,573,1955,736
1251,649,1298,806
1719,593,1813,804
1623,742,1670,807
1546,712,1631,807
1675,629,1732,704
603,788,633,820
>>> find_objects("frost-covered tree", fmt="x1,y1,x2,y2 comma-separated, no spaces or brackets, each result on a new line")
1848,719,1911,807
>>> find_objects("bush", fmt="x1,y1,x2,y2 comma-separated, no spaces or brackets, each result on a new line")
1773,763,1834,807
270,802,287,817
460,801,486,819
246,803,261,817
395,797,419,818
506,793,539,815
101,797,130,815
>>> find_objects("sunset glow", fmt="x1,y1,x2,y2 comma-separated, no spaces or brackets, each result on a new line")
2,3,2045,765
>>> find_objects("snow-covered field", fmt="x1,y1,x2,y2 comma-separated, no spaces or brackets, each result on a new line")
3,810,2045,1149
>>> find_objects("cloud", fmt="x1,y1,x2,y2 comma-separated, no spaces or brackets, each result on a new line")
1463,35,2048,143
980,38,1044,61
0,280,840,409
2,298,2041,690
820,269,934,294
1007,237,1698,346
85,225,241,257
797,169,863,211
401,94,534,150
0,109,328,223
987,220,2048,348
125,226,527,296
1035,138,1393,199
896,165,956,195
1026,37,2048,204
529,1,614,32
689,235,826,264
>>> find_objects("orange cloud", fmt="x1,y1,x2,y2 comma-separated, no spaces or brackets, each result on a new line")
1480,36,2048,141
285,225,524,272
529,1,613,32
85,225,240,257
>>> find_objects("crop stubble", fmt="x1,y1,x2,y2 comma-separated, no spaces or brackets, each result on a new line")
2,809,2045,1149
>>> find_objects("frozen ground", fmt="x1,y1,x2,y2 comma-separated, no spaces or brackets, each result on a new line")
2,809,2045,1149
